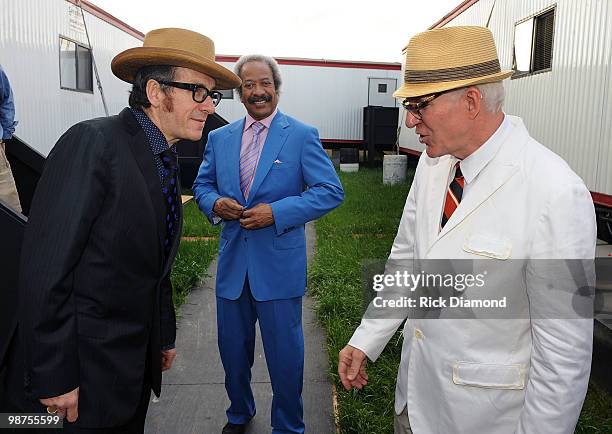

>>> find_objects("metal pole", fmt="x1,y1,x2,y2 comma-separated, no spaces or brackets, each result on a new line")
77,0,109,116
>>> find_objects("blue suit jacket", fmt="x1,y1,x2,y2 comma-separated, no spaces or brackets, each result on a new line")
193,111,343,301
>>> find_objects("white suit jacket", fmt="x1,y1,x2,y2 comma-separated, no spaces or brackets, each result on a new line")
349,116,596,434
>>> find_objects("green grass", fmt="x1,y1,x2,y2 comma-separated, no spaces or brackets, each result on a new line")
309,167,612,434
576,383,612,433
310,168,410,434
170,198,220,308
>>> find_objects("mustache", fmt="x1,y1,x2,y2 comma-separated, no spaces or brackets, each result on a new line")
247,95,272,104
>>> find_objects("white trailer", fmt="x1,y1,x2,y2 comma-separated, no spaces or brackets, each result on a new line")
397,0,612,239
214,56,401,148
1,0,402,156
0,0,144,156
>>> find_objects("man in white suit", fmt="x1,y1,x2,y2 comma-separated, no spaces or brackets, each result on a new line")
338,26,596,434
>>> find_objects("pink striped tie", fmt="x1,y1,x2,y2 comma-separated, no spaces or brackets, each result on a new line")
240,121,265,198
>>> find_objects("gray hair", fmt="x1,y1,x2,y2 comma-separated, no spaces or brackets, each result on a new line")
475,82,505,112
234,54,282,97
449,81,505,113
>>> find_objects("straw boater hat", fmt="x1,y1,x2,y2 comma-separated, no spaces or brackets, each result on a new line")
111,28,241,90
393,26,513,99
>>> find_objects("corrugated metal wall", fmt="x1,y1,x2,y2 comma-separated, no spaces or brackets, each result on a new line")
216,61,401,141
399,0,612,195
1,1,402,152
0,0,141,156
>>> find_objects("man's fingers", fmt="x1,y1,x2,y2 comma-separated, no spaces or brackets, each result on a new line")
66,402,78,423
226,201,244,211
338,359,353,391
347,348,366,382
339,347,361,390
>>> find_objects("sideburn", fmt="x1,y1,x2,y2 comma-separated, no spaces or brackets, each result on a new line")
162,93,174,113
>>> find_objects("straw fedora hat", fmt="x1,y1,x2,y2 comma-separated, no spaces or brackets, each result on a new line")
112,28,241,90
393,26,513,99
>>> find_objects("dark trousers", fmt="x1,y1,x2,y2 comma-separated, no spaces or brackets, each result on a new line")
0,331,152,434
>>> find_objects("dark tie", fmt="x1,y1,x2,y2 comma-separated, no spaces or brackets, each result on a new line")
441,162,464,229
160,148,179,257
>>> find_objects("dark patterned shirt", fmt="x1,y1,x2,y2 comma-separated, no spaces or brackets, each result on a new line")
129,107,177,184
129,107,178,351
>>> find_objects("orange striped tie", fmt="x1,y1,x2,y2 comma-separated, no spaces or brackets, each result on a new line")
441,162,464,228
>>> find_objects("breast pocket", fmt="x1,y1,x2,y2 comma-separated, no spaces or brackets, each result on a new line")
270,161,297,170
463,233,512,260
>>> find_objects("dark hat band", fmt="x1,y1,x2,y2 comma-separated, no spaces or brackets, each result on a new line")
405,59,501,84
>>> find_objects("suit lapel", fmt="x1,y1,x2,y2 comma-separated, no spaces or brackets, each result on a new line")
437,161,518,238
247,112,290,204
121,109,165,266
226,119,246,203
425,156,454,243
431,117,529,245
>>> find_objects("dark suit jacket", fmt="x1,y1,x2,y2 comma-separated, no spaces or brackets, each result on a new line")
18,108,179,427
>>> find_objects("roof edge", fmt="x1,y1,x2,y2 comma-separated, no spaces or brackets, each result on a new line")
68,0,145,41
430,0,481,29
216,55,401,70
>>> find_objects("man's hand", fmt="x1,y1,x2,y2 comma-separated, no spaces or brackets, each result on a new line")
161,348,177,371
213,197,244,220
240,203,274,230
338,345,368,390
40,387,79,422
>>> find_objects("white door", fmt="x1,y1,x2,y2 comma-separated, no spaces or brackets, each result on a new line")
368,78,397,107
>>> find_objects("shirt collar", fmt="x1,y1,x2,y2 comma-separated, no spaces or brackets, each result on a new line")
243,108,278,132
129,107,176,155
456,114,510,185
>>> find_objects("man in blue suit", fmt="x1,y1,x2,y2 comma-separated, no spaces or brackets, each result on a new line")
193,54,343,434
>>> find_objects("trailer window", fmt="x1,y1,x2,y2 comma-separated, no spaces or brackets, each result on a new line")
219,89,234,99
513,7,555,77
59,37,93,92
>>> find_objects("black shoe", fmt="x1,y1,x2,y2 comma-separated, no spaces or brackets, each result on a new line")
222,421,247,434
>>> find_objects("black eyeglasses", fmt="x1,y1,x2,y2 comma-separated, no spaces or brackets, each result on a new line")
401,91,448,120
158,81,223,106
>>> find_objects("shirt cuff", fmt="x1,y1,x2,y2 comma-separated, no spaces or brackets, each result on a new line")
161,343,176,351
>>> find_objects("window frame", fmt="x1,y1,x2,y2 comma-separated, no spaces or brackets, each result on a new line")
511,5,556,79
219,89,234,100
58,35,94,93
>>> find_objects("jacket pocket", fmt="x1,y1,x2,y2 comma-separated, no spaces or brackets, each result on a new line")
270,162,297,170
463,233,512,259
273,235,305,250
452,361,526,389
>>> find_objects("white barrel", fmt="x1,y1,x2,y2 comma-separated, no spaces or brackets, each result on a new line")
382,155,407,185
340,163,359,173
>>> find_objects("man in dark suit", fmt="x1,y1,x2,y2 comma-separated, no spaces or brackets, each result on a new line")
11,28,240,433
193,55,343,434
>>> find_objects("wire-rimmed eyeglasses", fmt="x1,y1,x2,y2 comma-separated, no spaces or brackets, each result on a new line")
158,81,223,106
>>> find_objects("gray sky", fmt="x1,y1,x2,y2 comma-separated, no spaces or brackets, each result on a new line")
90,0,461,63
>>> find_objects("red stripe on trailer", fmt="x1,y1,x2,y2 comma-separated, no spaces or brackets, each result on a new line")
216,56,401,70
69,0,145,40
321,139,364,144
399,147,422,157
592,192,612,208
70,4,400,69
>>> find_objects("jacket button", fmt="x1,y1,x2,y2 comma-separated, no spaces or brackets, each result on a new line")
414,329,424,340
